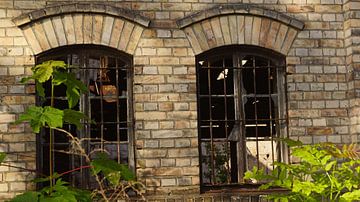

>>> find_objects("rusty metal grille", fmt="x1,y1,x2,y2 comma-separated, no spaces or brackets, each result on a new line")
196,46,288,190
36,45,134,189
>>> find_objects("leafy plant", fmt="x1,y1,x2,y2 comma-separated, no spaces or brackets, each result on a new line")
244,140,360,202
10,60,144,202
11,179,91,202
202,143,230,184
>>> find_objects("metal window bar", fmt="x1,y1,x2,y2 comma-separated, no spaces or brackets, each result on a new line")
197,48,287,190
36,47,132,189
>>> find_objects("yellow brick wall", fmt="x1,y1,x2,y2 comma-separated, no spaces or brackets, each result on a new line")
0,0,358,200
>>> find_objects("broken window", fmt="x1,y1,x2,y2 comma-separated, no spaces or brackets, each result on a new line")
197,46,288,190
36,45,133,189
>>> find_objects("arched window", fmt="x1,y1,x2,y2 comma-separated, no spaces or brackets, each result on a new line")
196,45,287,190
36,45,134,188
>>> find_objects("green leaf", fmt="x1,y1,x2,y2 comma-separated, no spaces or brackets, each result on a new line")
16,106,64,133
341,189,360,201
31,62,54,83
63,109,87,129
20,76,32,84
32,172,61,183
325,160,336,171
36,82,45,98
42,107,64,129
91,152,135,186
16,106,44,133
10,191,40,202
0,152,6,163
281,138,303,147
53,71,88,108
32,60,67,83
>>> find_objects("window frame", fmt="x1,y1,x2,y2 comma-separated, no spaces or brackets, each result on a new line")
34,45,135,189
196,45,289,191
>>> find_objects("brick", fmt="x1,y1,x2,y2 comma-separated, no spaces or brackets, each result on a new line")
109,19,124,48
0,183,8,192
251,17,261,46
138,149,167,158
136,112,166,120
134,75,165,84
9,182,26,191
315,5,342,13
72,14,83,44
0,20,14,28
168,148,197,158
158,121,173,129
307,127,334,135
42,18,58,48
157,29,171,38
13,37,27,46
281,28,297,54
83,14,93,44
183,27,202,54
273,24,288,52
201,20,216,48
127,25,143,54
92,15,103,44
101,16,114,46
167,75,195,83
164,39,190,47
192,23,209,51
259,18,271,47
159,102,174,111
150,57,179,65
161,178,176,186
139,38,163,48
161,159,175,167
220,16,231,45
62,15,75,45
9,143,25,152
52,16,67,46
146,159,160,167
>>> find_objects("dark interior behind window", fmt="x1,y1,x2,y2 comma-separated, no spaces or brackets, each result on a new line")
196,45,288,190
36,45,133,189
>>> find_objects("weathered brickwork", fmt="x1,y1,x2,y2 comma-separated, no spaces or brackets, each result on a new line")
0,0,358,201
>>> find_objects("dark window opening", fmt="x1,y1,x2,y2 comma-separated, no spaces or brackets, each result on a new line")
197,46,288,190
36,45,133,189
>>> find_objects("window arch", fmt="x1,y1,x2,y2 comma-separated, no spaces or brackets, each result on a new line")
196,45,288,190
36,45,134,189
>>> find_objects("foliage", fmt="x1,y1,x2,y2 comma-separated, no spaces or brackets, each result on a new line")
202,143,229,184
11,179,92,202
0,152,6,164
13,60,144,202
91,152,135,184
244,140,360,202
16,106,64,133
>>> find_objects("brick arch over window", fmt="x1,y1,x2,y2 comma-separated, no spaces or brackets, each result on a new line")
12,3,150,55
177,4,304,55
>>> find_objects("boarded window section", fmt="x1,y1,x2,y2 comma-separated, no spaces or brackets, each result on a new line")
197,46,287,188
36,46,133,189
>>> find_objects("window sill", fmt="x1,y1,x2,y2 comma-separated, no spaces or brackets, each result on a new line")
201,184,288,195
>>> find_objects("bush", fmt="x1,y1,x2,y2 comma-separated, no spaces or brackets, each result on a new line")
244,139,360,202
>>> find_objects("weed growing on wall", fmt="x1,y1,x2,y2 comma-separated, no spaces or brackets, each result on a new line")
244,139,360,202
5,61,144,202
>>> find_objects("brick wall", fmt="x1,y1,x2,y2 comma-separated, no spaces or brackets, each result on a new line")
0,0,358,200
